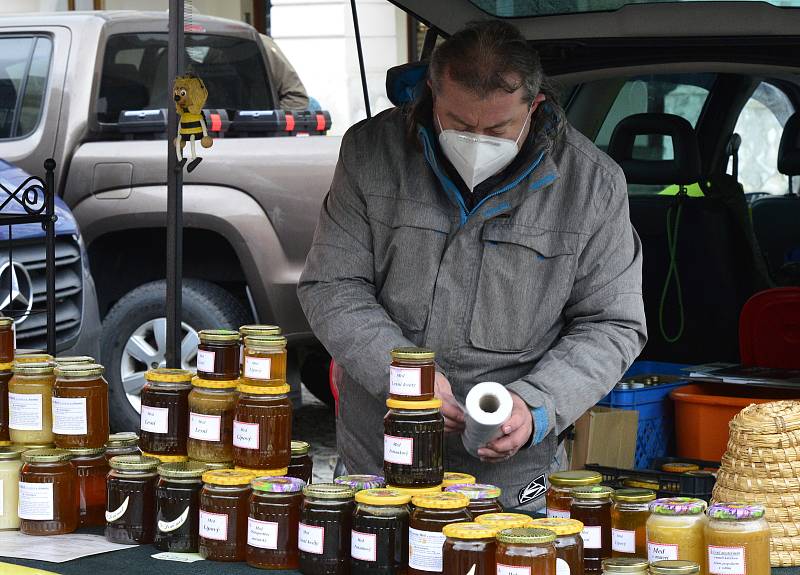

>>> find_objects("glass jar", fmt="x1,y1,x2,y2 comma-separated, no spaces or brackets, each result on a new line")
188,376,237,463
603,557,651,575
612,488,655,558
105,432,140,461
409,492,472,575
351,488,411,575
9,362,55,444
247,476,306,569
704,503,770,575
646,498,707,570
197,329,240,380
154,461,206,552
233,384,292,470
243,335,288,386
55,356,96,366
0,317,13,363
199,469,254,561
239,325,281,372
19,448,78,535
288,440,313,484
445,483,503,518
299,483,355,575
68,447,109,527
139,368,192,456
495,527,558,575
571,485,615,575
530,518,586,575
384,398,444,487
0,363,12,444
442,522,497,575
547,471,602,519
389,347,435,401
387,483,442,511
442,472,477,489
105,455,159,544
52,363,109,449
0,447,22,530
476,512,535,531
650,560,701,575
334,474,385,493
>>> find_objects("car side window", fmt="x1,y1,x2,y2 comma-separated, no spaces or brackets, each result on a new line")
729,82,795,196
0,36,52,140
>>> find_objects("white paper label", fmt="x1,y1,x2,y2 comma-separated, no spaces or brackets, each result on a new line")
140,405,169,434
199,510,228,541
9,392,43,431
18,482,53,520
546,508,571,519
498,565,532,575
298,523,325,555
248,517,279,549
709,546,746,575
105,496,129,522
244,357,272,380
52,397,87,435
384,434,414,465
233,420,259,449
581,525,603,550
189,412,221,442
648,541,680,562
351,530,377,562
158,506,190,533
0,479,3,517
196,350,216,373
557,558,571,575
408,527,446,572
612,528,637,554
389,366,422,396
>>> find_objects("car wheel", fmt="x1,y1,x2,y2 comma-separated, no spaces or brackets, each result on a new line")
101,279,251,431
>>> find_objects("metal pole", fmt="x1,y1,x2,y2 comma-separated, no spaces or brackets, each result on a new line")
349,0,371,119
44,159,56,356
166,0,184,368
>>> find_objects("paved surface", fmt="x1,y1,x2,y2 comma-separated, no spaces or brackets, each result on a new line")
294,384,337,483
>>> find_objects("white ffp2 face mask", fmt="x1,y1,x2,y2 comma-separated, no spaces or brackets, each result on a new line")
437,107,532,192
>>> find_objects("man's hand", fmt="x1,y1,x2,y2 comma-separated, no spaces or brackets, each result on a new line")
434,372,465,433
477,391,533,462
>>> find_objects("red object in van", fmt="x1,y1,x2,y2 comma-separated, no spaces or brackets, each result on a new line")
739,287,800,369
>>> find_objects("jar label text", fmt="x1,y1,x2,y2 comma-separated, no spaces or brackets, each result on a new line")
196,350,216,373
233,420,260,449
189,412,222,442
105,496,129,522
497,564,532,575
248,517,279,549
408,527,446,572
389,366,422,396
8,392,43,431
52,397,88,435
546,507,570,519
158,506,189,533
581,525,603,549
0,479,3,516
18,481,53,521
244,357,272,380
351,530,377,562
612,528,636,554
298,523,325,554
556,558,570,575
140,405,170,434
708,545,746,575
199,510,229,541
648,541,679,562
384,434,414,466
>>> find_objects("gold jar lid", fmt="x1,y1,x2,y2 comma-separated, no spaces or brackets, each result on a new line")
109,455,160,471
390,347,435,361
0,447,23,461
549,470,603,487
572,485,615,500
239,324,281,337
386,397,442,410
145,368,193,383
20,443,55,451
23,448,72,463
198,329,240,343
496,527,556,545
0,362,13,372
442,522,497,540
291,440,310,455
662,462,700,473
158,461,208,479
650,561,701,575
244,335,287,348
14,353,54,364
192,376,239,389
67,447,106,457
55,356,96,365
623,477,660,490
55,363,105,378
0,317,13,327
303,483,355,500
238,383,290,395
13,361,55,376
613,488,656,503
106,432,139,448
603,558,651,573
528,518,584,536
412,492,469,510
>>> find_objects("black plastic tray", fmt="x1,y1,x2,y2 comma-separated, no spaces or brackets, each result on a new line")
585,457,719,501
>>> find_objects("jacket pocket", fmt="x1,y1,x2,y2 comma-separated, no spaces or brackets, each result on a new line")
368,195,451,333
469,222,579,352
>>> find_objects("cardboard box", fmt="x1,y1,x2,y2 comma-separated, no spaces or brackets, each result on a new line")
570,406,639,469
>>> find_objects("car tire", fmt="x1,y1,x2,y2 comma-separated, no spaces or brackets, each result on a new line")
300,348,334,407
101,279,252,431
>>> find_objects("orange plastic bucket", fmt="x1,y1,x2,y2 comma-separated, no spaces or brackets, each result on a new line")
670,384,800,461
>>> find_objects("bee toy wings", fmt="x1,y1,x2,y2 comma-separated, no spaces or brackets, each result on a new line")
173,74,213,173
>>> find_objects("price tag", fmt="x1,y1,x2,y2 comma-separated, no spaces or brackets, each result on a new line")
389,366,422,396
141,405,169,434
351,530,377,562
233,420,259,449
189,412,221,442
384,435,414,465
298,523,325,555
248,517,279,550
52,397,88,435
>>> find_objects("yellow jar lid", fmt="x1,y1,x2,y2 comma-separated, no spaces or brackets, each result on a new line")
198,329,239,343
234,466,288,477
387,484,442,496
239,325,281,337
54,363,105,378
443,522,497,540
613,488,656,503
291,440,310,455
244,335,287,348
391,347,435,361
141,452,189,463
496,527,556,545
192,376,239,389
0,362,13,371
412,492,469,510
13,361,55,376
528,518,584,536
356,488,412,506
145,368,193,383
475,513,535,529
14,353,54,364
549,470,603,487
55,356,96,365
662,462,700,473
603,558,651,573
442,472,476,487
650,561,701,575
0,441,11,447
202,469,255,485
238,383,290,395
0,317,13,327
386,398,442,410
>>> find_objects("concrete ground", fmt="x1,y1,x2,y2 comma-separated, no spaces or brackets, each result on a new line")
294,384,338,483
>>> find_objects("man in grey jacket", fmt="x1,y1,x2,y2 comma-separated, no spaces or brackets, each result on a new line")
298,20,646,509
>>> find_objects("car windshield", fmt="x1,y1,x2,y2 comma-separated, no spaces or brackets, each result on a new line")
469,0,800,18
96,32,274,124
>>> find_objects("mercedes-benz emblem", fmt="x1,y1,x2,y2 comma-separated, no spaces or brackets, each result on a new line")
0,261,34,324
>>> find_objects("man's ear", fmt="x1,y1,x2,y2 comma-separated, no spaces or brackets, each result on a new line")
530,92,547,114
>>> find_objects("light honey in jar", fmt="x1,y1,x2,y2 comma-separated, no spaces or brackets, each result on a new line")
704,503,770,575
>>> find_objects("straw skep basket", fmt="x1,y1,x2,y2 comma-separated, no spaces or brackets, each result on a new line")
712,400,800,566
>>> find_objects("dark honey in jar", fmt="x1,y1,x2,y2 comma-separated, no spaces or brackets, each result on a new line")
139,368,192,456
0,363,11,444
384,398,444,488
247,476,306,569
351,488,411,575
547,471,603,519
0,317,13,363
105,432,140,461
443,522,497,575
571,485,615,575
299,483,356,575
243,335,288,386
530,518,586,575
445,483,503,518
288,440,313,484
52,364,109,450
389,347,435,401
233,383,292,470
496,528,557,575
19,448,78,535
409,492,472,575
197,330,241,380
154,461,206,552
105,455,159,544
199,469,255,561
68,447,109,527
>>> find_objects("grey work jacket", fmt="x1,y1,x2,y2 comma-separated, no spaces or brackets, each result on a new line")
298,105,647,508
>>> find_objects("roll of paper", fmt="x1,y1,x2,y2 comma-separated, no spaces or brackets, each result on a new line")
461,381,514,458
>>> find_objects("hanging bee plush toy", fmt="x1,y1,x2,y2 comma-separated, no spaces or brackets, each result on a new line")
173,73,212,173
